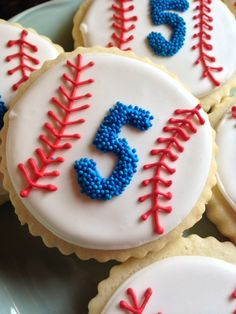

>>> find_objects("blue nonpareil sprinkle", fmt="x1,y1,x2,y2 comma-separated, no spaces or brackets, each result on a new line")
0,95,7,130
74,101,154,201
148,0,189,57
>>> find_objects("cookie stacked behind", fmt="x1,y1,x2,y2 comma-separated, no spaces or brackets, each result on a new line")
0,19,63,203
73,0,236,112
89,236,236,313
208,96,236,244
0,47,216,261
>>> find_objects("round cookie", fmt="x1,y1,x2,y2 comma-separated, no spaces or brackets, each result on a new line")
0,47,216,261
208,96,236,244
222,0,236,16
0,19,63,109
89,236,236,314
73,0,236,112
0,19,63,204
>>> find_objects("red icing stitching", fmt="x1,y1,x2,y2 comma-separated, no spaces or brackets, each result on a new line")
231,290,236,314
18,54,94,198
119,288,154,314
108,0,138,51
232,291,236,299
231,106,236,118
138,104,205,234
192,0,223,87
6,30,40,91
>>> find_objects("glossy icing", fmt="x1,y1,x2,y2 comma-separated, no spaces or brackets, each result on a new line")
79,0,236,98
138,104,205,235
6,51,212,250
0,21,61,107
107,0,138,51
216,106,236,213
102,256,236,313
0,20,62,197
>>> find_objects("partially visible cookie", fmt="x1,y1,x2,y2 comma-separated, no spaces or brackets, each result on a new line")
89,236,236,313
73,0,236,112
0,19,63,107
208,96,236,244
0,19,63,203
0,47,216,261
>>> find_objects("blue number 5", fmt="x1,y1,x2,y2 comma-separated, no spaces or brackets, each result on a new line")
74,102,153,200
148,0,189,57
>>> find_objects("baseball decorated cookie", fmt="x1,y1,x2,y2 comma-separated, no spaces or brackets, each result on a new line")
89,236,236,314
0,19,63,204
208,96,236,244
73,0,236,112
0,47,216,261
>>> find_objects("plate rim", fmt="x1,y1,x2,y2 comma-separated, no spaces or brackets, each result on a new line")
9,0,73,22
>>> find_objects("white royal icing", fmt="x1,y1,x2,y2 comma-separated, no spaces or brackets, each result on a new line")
102,256,236,313
0,21,61,107
0,21,61,196
216,106,236,213
79,0,236,98
6,52,212,250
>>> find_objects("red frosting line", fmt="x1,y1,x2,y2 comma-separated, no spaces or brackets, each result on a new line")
231,106,236,118
119,285,236,313
108,0,138,51
192,0,223,87
231,289,236,314
6,30,40,91
139,104,205,234
232,291,236,299
119,288,153,314
18,54,95,197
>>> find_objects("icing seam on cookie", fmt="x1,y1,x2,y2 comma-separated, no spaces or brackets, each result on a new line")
119,278,236,314
118,286,236,314
119,288,154,314
192,0,223,86
232,290,236,299
17,54,95,197
108,0,138,51
231,106,236,118
6,30,40,91
232,289,236,314
138,104,205,235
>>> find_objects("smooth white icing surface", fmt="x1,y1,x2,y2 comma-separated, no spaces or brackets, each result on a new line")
80,0,236,98
102,256,236,313
6,52,212,250
0,22,61,197
0,22,61,106
216,107,236,213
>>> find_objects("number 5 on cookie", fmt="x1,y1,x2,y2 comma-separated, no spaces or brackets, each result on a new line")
148,0,189,56
74,102,153,200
